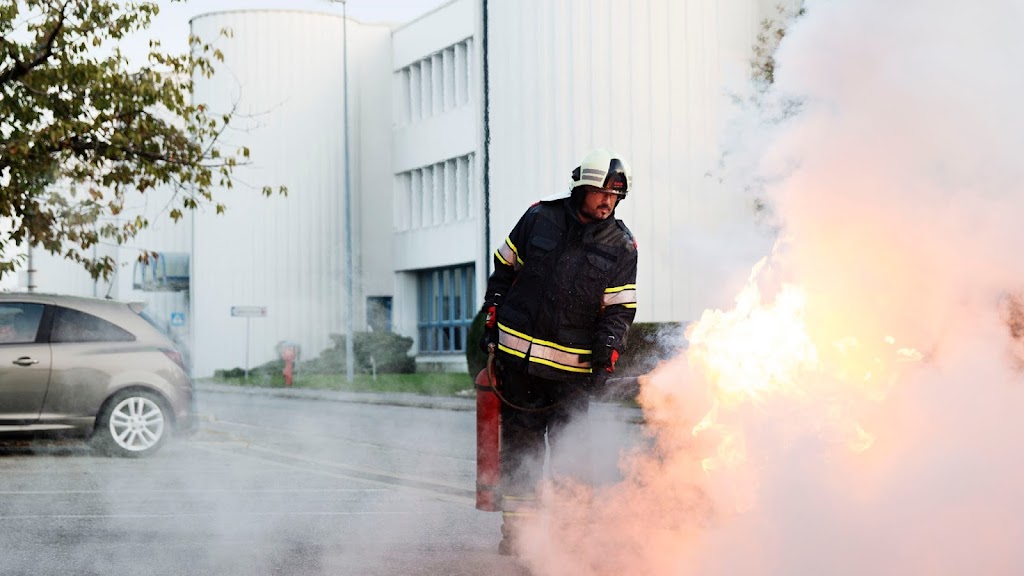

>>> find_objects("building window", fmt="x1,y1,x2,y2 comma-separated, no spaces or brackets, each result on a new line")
454,41,468,106
366,297,392,332
394,68,411,125
409,64,422,121
417,264,475,354
395,153,474,232
393,37,473,127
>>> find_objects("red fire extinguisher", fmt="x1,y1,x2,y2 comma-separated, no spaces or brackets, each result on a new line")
476,345,501,512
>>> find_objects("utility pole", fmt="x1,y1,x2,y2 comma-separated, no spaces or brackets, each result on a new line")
330,0,355,383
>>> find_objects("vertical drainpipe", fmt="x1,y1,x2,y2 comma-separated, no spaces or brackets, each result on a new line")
189,189,196,379
481,0,491,279
91,241,97,297
342,3,355,384
26,242,35,292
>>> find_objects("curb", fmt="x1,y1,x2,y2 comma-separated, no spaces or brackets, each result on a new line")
196,381,476,411
195,381,645,424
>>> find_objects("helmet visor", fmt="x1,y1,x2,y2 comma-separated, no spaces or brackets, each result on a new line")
602,158,629,195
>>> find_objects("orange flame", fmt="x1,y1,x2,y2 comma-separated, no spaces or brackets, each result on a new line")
683,257,922,505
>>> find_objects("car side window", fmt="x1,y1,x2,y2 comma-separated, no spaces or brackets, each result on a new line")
51,307,135,343
0,303,45,344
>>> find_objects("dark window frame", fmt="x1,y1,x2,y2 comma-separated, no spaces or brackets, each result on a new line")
366,296,393,332
416,264,474,354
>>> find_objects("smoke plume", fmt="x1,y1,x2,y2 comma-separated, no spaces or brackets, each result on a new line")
520,1,1024,574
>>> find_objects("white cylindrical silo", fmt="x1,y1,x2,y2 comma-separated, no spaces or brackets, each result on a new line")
486,0,780,325
189,10,355,378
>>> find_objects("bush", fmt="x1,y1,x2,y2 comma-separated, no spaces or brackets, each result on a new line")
617,322,686,377
465,307,489,377
213,367,246,379
302,330,415,375
300,346,346,375
213,359,287,384
353,331,416,374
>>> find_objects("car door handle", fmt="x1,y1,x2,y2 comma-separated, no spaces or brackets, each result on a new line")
12,357,39,366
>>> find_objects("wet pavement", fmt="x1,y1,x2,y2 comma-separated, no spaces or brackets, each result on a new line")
0,383,644,575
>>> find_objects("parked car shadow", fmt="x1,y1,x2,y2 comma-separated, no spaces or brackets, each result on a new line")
0,433,95,457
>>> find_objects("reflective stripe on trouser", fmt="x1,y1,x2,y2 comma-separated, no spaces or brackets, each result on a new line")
497,322,593,374
501,496,536,543
501,494,538,514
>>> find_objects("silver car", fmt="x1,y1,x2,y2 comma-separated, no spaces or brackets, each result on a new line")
0,293,196,457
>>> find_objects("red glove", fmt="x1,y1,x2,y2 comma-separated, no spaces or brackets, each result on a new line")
605,349,618,373
479,305,498,353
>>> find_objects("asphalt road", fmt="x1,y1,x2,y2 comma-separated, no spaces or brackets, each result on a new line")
0,385,643,576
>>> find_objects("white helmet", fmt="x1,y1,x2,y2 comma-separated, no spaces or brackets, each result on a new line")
571,149,631,197
540,149,633,203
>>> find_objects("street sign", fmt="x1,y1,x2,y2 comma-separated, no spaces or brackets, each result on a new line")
231,306,267,318
232,306,267,380
170,312,186,327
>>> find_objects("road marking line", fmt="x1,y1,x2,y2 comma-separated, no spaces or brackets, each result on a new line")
0,488,386,494
192,432,473,495
192,443,475,506
0,511,415,520
204,418,475,463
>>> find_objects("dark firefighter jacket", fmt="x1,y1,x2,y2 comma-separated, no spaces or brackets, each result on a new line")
484,197,638,384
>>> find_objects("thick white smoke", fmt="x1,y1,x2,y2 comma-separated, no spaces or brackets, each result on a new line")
519,1,1024,574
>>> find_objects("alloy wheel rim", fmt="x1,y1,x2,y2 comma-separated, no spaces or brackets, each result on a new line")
108,396,165,451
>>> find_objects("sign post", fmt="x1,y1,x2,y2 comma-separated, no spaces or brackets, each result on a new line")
231,306,267,380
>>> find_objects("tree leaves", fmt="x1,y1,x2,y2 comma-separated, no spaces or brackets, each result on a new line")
0,0,286,281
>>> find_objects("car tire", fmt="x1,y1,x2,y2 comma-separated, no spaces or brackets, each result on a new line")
91,389,170,458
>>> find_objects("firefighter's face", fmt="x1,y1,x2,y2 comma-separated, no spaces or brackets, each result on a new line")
578,186,620,222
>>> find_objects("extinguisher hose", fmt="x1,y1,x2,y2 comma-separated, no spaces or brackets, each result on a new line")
486,343,581,413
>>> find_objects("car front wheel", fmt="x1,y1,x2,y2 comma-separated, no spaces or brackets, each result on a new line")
92,390,169,457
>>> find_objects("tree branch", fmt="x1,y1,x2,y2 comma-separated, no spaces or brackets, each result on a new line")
0,0,72,86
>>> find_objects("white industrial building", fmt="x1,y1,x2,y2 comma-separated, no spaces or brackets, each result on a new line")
9,0,784,376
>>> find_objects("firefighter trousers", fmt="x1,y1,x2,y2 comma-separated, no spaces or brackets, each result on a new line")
498,364,592,514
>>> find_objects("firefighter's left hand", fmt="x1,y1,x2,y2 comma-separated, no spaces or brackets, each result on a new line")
606,349,619,372
591,335,619,371
587,346,618,394
591,348,619,373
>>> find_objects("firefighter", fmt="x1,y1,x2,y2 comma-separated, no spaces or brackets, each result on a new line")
479,148,639,555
